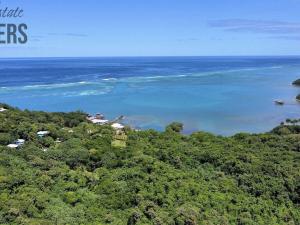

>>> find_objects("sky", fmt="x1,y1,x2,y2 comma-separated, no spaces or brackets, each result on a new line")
0,0,300,57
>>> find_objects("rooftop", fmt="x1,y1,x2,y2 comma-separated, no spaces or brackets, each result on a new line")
37,131,50,135
90,119,109,124
16,139,25,144
7,144,19,148
111,123,125,129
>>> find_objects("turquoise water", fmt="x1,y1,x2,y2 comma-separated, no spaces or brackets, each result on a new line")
0,56,300,135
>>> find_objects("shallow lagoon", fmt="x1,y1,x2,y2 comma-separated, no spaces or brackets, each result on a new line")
0,56,300,135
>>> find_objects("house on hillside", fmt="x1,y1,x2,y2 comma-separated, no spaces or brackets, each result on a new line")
87,113,109,125
15,139,25,145
7,139,25,148
55,138,62,143
0,107,7,112
95,113,105,119
90,118,109,125
7,144,19,148
111,123,125,130
37,131,50,137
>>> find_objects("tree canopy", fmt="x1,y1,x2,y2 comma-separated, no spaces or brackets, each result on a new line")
0,103,299,224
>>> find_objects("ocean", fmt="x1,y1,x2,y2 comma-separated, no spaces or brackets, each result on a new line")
0,56,299,135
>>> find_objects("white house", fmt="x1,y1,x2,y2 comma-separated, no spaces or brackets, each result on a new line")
55,138,62,143
7,144,19,148
111,123,125,130
7,139,25,148
87,114,109,125
37,131,50,137
0,107,7,112
15,139,25,145
90,119,109,125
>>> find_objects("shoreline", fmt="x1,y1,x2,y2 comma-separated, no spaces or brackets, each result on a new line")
1,102,299,137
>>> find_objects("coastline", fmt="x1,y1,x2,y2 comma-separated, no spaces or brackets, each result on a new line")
0,102,298,136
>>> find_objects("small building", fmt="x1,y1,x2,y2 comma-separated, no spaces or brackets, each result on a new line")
7,139,25,148
90,118,109,125
95,113,105,119
37,131,50,137
0,107,7,112
111,123,125,130
87,113,108,124
15,139,25,145
55,138,62,143
7,144,19,148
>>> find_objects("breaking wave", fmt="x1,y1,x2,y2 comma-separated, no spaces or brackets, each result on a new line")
0,65,284,95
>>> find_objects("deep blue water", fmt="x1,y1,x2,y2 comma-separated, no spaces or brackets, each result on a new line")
0,56,300,135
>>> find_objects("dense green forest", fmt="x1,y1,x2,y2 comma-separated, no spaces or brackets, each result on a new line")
0,103,299,225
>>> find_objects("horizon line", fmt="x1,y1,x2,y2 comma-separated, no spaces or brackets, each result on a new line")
1,55,300,59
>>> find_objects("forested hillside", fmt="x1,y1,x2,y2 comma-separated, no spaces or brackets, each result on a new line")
0,103,299,225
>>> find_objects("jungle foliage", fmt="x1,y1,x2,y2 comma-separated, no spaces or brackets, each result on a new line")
0,103,299,225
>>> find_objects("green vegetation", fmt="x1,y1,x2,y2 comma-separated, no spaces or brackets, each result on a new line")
112,132,128,148
292,79,300,101
111,140,127,148
0,103,300,224
292,79,300,86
